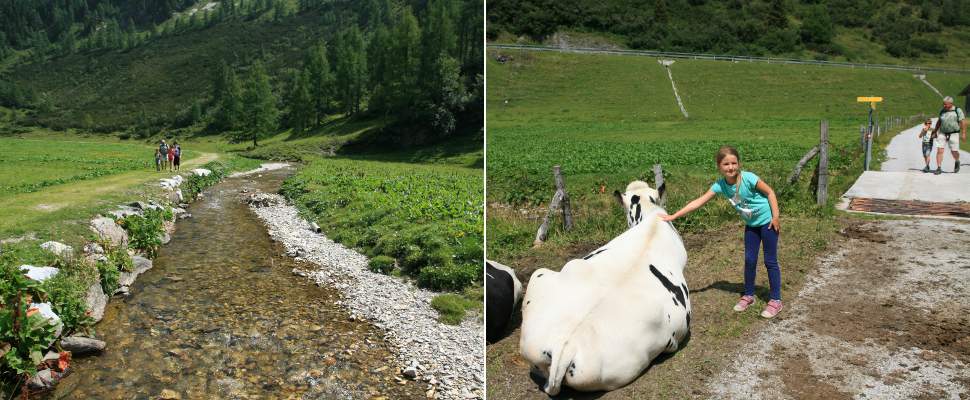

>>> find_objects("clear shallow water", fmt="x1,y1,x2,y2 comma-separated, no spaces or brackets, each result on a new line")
51,169,424,399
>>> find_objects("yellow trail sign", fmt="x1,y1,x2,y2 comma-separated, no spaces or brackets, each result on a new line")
857,96,883,109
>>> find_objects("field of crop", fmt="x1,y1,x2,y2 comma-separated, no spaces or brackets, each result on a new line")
281,157,484,292
484,49,967,398
0,138,157,194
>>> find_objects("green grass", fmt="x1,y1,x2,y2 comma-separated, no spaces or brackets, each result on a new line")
485,48,929,398
281,156,483,292
431,286,484,325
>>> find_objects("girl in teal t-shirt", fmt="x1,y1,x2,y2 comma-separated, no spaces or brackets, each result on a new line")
660,146,784,318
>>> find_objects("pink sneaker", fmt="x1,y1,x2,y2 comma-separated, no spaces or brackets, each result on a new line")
761,300,783,318
733,295,755,312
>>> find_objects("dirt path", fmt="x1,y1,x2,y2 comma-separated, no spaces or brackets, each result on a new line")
708,218,970,399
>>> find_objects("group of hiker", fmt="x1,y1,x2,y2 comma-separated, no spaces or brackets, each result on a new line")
155,139,182,172
918,96,967,175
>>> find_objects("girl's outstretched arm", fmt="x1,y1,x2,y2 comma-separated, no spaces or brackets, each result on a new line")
659,189,717,221
756,179,781,232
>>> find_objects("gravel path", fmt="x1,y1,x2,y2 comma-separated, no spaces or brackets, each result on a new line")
707,219,970,399
248,192,484,400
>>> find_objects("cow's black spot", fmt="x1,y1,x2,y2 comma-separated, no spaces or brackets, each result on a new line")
543,350,552,360
650,264,686,309
583,248,608,260
486,263,516,343
537,273,543,278
631,195,640,204
686,311,691,329
681,283,689,301
666,338,672,349
634,203,642,223
649,196,657,204
526,300,531,305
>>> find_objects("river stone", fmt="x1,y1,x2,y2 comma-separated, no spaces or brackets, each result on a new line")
90,217,128,248
60,336,106,356
30,302,63,342
19,265,59,282
132,256,152,274
173,188,184,203
83,242,105,255
129,201,149,210
108,206,142,219
27,368,56,391
40,241,74,259
159,389,181,400
85,282,107,322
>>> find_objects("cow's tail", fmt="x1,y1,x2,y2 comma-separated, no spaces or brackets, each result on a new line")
543,339,577,396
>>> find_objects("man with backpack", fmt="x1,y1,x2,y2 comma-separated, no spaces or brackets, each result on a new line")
159,140,170,171
931,96,966,175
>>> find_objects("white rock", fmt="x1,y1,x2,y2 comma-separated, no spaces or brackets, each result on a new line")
40,241,73,259
19,265,60,282
191,168,212,177
85,282,107,322
90,217,128,248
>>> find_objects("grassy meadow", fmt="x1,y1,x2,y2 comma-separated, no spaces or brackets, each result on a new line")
484,48,967,398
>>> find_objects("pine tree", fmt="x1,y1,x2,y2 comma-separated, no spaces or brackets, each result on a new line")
215,63,244,130
304,41,333,125
386,6,421,115
242,60,278,147
287,69,313,133
333,26,367,114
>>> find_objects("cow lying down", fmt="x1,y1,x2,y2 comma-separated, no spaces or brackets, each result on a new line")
519,180,691,395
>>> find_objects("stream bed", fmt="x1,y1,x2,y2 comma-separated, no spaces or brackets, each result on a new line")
51,168,425,399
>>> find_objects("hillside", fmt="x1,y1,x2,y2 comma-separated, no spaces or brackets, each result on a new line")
488,0,970,70
1,0,484,147
484,46,970,400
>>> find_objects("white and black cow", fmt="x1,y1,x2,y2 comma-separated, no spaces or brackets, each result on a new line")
519,180,691,395
486,260,523,343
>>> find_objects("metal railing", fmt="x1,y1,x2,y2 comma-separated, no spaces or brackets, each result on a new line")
488,43,970,75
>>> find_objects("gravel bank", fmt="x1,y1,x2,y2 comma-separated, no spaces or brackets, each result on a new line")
248,192,484,400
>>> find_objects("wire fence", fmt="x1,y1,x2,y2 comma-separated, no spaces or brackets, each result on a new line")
488,43,970,75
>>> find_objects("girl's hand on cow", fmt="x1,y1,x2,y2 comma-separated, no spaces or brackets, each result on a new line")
769,217,781,232
658,213,677,222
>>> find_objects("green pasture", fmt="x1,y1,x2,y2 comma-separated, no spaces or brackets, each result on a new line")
484,47,955,399
281,157,483,292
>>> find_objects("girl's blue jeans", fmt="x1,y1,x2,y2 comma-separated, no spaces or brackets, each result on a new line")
744,224,781,301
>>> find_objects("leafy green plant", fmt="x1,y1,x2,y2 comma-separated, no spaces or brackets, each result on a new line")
368,256,396,274
119,214,163,258
430,288,482,325
96,260,120,295
281,158,483,291
41,272,94,337
0,266,58,377
105,245,133,273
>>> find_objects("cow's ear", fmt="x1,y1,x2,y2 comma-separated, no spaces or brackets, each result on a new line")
613,190,625,208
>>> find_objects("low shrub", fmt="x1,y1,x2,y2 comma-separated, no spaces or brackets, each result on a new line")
430,289,482,325
96,259,120,295
0,269,58,377
368,256,396,274
418,263,481,292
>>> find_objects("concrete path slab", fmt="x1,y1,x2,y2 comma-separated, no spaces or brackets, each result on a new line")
842,120,970,205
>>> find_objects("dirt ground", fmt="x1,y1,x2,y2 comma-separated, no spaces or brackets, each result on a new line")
486,217,970,399
709,218,970,399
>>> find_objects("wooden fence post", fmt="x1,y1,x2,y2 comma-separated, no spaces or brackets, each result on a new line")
555,165,574,231
652,164,667,208
533,165,573,247
817,120,829,205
